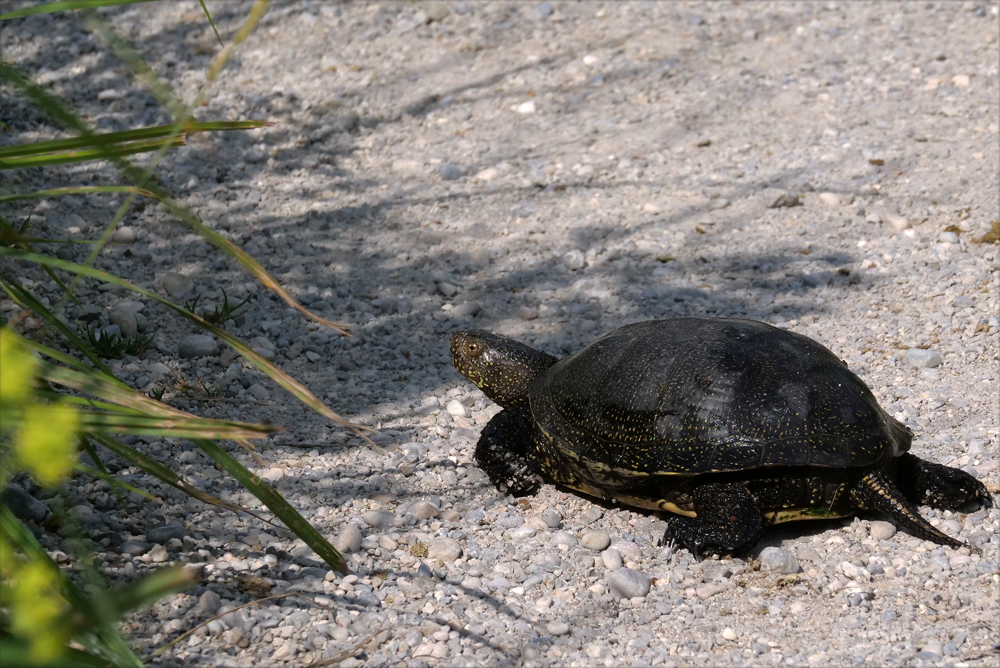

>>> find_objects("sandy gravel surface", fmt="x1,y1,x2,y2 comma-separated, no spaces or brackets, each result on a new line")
2,2,999,667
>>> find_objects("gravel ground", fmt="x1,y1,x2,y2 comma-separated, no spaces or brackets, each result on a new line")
2,2,999,667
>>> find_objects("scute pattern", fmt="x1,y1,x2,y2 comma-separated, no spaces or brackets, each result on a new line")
531,318,908,477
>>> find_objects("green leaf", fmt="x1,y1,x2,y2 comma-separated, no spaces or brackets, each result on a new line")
195,438,349,573
0,505,143,667
0,0,157,20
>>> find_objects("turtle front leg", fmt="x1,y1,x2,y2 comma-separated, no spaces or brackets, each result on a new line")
662,482,763,558
475,404,543,497
893,452,993,510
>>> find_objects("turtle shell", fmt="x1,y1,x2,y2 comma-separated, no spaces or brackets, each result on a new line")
528,318,910,481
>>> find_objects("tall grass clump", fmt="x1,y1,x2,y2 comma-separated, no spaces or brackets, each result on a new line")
1,1,363,664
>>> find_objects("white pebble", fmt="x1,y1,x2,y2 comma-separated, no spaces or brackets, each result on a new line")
885,213,910,233
607,567,649,598
869,521,896,541
581,532,611,551
428,537,463,563
161,271,195,298
178,335,217,358
601,548,623,571
410,501,440,520
818,192,841,207
516,100,536,114
722,628,738,641
335,523,363,553
446,400,467,417
546,621,570,636
905,348,942,369
759,546,799,574
112,226,136,243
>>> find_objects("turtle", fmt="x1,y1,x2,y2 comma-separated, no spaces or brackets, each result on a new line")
451,317,992,557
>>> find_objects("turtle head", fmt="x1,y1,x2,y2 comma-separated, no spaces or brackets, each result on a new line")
451,330,558,407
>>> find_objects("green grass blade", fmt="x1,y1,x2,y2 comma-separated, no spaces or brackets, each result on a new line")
90,434,261,519
106,565,199,619
0,136,187,169
0,185,156,204
198,0,223,45
0,0,157,20
0,272,109,372
0,121,268,159
194,438,349,573
75,463,156,502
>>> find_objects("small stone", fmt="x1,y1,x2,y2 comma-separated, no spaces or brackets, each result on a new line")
581,532,611,551
178,335,217,358
509,525,536,540
563,250,586,270
938,231,960,244
551,532,578,547
146,523,186,544
546,621,570,636
335,523,363,553
818,192,841,207
112,226,136,243
121,541,151,557
427,537,462,563
516,100,536,114
759,546,799,574
952,74,971,87
517,306,539,321
363,509,396,529
247,384,270,401
580,506,603,524
841,561,871,581
474,167,498,181
540,509,561,528
392,159,421,173
0,483,49,523
451,301,481,318
272,641,297,661
410,501,440,520
108,306,138,338
905,348,943,369
420,0,450,22
609,541,641,561
885,214,910,233
607,568,650,598
195,590,222,616
696,581,730,600
445,400,467,417
869,521,897,541
149,544,169,562
161,272,195,298
440,164,463,180
535,2,554,18
222,628,244,647
722,628,738,641
601,548,623,571
261,467,284,482
767,192,801,208
437,282,457,297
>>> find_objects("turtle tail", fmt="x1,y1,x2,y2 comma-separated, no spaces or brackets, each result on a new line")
851,469,964,549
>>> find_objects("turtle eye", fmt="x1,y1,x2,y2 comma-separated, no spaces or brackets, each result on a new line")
467,343,479,353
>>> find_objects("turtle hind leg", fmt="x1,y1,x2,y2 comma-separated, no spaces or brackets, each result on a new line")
475,404,542,497
851,469,963,548
662,482,763,558
894,452,993,510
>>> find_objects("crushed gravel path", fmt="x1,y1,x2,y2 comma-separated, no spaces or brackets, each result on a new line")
2,2,998,667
